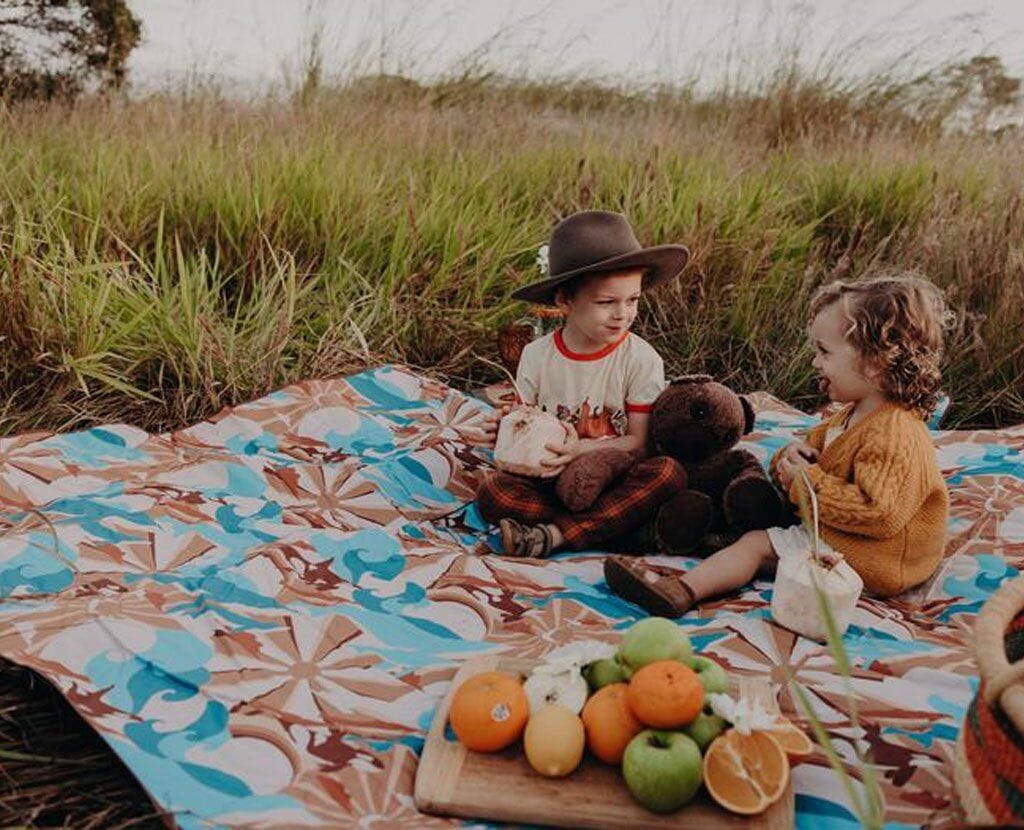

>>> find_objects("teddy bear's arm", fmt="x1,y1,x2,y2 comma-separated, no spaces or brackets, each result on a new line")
687,448,762,499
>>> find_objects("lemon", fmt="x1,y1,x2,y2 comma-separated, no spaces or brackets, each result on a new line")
523,704,585,777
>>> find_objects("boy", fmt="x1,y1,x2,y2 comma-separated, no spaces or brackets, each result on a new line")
477,210,689,557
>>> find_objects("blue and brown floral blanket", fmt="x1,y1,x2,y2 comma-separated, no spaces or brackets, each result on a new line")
1,365,1021,828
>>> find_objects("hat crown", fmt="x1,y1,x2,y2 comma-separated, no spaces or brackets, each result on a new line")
548,211,642,277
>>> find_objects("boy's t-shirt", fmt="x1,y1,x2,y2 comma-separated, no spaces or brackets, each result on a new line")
515,329,665,439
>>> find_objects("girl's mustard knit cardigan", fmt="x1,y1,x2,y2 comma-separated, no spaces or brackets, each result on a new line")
771,403,948,597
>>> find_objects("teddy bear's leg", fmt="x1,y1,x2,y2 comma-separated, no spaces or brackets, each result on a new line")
555,448,637,513
653,490,714,555
722,466,786,531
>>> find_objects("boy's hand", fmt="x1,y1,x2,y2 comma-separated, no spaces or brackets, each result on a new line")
467,405,510,449
538,426,585,478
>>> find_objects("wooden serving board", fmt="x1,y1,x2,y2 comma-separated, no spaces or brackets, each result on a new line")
414,654,795,829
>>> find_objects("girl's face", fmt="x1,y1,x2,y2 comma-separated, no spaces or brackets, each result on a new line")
557,269,644,349
810,301,881,404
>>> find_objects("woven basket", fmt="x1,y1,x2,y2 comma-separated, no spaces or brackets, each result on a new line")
496,323,536,374
495,306,565,374
955,574,1024,824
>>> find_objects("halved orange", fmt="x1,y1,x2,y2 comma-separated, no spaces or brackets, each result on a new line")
704,729,790,815
766,716,815,762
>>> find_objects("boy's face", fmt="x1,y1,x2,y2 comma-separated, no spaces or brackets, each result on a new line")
810,301,880,404
556,269,644,348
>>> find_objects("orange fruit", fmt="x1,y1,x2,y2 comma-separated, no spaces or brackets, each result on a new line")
581,682,644,764
766,716,815,762
449,671,529,752
704,729,790,815
626,660,704,728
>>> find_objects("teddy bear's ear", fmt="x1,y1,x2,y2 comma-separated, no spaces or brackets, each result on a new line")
668,374,714,386
740,395,756,434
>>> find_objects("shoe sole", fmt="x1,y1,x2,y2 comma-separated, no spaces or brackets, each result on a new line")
603,556,684,618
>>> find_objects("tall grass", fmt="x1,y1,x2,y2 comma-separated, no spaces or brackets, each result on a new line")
0,71,1022,436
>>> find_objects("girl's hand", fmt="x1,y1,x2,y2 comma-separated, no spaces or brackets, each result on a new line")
780,440,818,466
776,457,794,490
776,454,810,490
774,440,817,489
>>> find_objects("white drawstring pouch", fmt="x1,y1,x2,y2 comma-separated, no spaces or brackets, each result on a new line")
768,524,864,642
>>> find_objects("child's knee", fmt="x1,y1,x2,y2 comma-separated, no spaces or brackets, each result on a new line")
637,455,687,490
476,472,553,525
475,473,510,524
739,529,776,567
658,456,687,489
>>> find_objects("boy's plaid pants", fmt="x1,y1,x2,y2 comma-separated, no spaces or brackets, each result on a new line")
475,456,686,550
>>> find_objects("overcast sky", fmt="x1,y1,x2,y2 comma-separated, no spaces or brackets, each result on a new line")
126,1,1024,94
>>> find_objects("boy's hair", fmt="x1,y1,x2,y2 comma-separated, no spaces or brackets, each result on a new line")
810,272,952,414
554,267,646,303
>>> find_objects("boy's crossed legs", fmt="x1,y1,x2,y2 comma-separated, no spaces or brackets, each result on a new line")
477,456,686,558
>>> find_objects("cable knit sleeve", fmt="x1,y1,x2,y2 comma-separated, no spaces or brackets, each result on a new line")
804,420,829,454
787,425,926,538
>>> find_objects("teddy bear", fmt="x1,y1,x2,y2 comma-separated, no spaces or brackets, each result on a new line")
555,375,786,553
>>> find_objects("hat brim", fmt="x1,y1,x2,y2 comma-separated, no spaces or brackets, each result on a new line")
510,244,690,305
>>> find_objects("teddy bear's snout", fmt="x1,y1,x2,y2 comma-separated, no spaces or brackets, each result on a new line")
658,428,707,462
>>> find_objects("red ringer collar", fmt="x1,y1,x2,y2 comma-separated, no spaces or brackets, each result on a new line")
554,328,629,361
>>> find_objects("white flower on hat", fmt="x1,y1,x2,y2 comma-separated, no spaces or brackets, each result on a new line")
536,243,550,275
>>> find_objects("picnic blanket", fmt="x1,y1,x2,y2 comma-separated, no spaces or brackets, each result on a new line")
1,365,1021,828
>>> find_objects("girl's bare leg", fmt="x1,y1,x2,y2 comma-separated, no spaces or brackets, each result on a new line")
682,529,776,601
605,529,778,617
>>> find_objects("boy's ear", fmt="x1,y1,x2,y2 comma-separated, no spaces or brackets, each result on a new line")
740,395,756,434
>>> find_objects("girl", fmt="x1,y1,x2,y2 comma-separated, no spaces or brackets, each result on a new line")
605,273,951,616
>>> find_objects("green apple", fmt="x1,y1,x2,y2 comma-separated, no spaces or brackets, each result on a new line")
691,655,729,695
617,618,693,674
682,708,727,753
621,729,703,813
582,656,627,691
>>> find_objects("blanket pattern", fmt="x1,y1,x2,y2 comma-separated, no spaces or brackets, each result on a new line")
1,366,1022,828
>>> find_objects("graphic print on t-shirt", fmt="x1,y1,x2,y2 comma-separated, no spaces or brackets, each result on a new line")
516,330,666,440
556,400,624,438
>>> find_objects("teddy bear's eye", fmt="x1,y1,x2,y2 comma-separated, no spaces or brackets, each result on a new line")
690,402,707,419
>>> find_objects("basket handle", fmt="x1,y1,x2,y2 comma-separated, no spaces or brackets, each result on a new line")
975,575,1024,732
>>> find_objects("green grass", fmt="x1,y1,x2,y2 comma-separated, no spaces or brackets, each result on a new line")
1,76,1022,436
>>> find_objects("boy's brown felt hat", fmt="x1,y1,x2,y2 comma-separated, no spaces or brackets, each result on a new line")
511,211,689,305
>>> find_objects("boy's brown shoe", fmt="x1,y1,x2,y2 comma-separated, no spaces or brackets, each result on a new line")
499,518,555,558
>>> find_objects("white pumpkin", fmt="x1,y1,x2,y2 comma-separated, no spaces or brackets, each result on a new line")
493,406,575,478
770,550,863,642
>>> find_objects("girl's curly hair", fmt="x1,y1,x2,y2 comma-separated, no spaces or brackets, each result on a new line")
810,272,953,415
